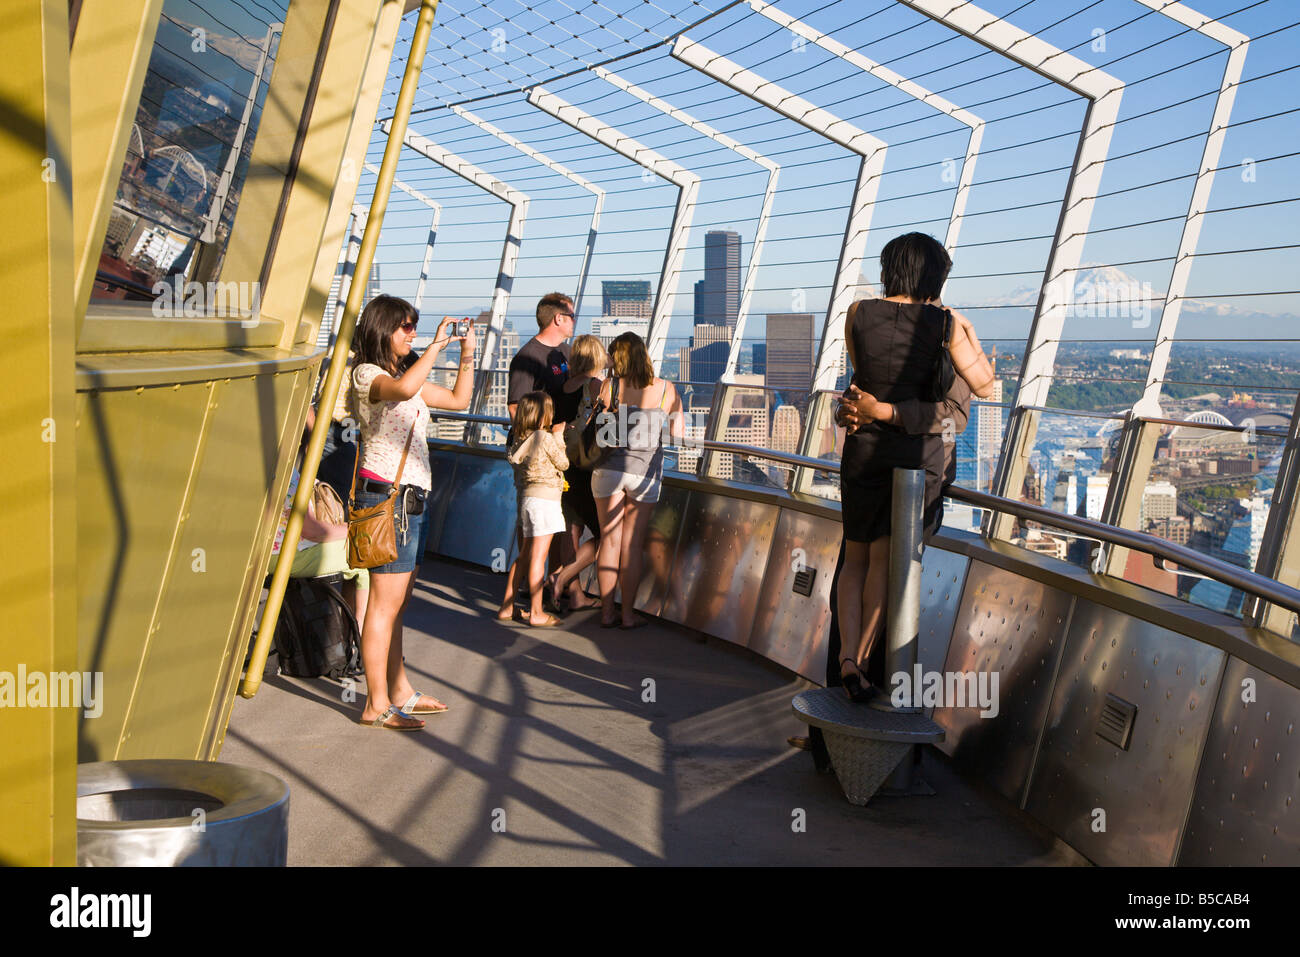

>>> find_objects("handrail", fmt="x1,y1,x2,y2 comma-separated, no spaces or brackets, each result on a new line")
425,407,1300,617
433,408,510,425
947,486,1300,616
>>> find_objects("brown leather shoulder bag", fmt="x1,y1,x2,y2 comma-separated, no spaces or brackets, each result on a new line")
346,421,415,570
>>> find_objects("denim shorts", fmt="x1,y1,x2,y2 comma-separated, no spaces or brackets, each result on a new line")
353,487,430,575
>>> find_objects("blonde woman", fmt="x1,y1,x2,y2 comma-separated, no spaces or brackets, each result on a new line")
549,334,607,612
592,332,683,629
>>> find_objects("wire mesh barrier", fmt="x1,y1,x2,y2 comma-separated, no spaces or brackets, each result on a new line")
315,0,1299,634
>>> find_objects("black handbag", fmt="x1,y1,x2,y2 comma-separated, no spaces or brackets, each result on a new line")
930,308,956,402
566,378,618,470
271,575,362,681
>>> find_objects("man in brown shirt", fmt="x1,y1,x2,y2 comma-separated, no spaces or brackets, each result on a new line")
838,376,973,481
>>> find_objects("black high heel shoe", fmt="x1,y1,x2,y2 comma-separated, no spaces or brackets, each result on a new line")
839,657,874,704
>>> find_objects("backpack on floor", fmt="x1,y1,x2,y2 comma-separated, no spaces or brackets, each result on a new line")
272,575,362,681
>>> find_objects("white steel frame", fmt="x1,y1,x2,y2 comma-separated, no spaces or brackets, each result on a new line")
382,119,530,391
672,38,888,400
450,104,605,323
745,0,984,258
894,0,1123,418
364,162,443,315
591,65,780,383
320,203,367,350
1131,1,1249,416
528,86,700,365
881,1,1123,531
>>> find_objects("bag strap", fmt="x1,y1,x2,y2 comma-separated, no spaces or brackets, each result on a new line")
348,416,416,507
941,308,953,348
391,419,416,487
347,427,362,506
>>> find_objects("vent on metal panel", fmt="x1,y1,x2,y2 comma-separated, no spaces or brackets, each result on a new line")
1096,693,1137,750
792,567,817,597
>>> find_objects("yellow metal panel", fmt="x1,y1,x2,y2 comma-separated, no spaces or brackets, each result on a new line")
296,0,403,350
218,0,336,288
78,312,287,354
76,345,321,391
74,383,211,760
68,0,163,340
202,367,316,759
123,373,303,756
0,0,77,866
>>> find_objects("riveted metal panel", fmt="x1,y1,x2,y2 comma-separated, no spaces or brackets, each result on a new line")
634,483,690,616
933,561,1074,804
661,493,779,645
75,383,212,762
1025,600,1225,866
126,372,296,757
434,454,517,567
1179,657,1300,866
917,546,970,682
572,483,689,615
748,509,840,681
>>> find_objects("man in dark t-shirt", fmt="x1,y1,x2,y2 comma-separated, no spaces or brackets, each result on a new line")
507,292,575,429
499,293,577,621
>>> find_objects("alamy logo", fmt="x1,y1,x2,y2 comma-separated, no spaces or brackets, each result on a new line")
890,666,999,718
152,275,261,326
50,887,151,937
0,666,102,718
594,405,699,450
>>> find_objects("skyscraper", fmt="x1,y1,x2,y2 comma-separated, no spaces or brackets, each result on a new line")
601,280,652,318
687,323,731,383
765,313,815,401
693,230,741,329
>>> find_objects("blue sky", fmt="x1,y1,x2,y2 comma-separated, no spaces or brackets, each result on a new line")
348,0,1297,358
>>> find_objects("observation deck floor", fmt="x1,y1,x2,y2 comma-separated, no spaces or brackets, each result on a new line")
224,558,1086,866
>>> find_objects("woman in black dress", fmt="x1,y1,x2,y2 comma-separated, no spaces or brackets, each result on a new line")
838,233,996,702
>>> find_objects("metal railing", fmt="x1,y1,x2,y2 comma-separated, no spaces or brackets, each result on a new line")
426,409,1300,618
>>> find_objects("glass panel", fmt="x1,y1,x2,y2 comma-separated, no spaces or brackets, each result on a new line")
704,382,814,492
93,0,283,302
802,390,842,502
1124,418,1287,619
1045,341,1152,413
1008,410,1125,570
471,370,511,447
665,381,714,477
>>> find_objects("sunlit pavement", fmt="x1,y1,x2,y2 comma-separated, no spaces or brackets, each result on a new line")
224,558,1087,866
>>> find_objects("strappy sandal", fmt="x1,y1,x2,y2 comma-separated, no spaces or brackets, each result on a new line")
402,692,448,715
360,705,423,731
527,614,561,628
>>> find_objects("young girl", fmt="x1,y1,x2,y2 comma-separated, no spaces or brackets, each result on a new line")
504,391,569,627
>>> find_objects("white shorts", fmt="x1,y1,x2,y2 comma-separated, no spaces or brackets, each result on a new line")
520,496,566,538
590,467,662,504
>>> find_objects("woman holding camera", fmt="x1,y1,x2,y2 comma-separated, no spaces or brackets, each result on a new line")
351,295,475,730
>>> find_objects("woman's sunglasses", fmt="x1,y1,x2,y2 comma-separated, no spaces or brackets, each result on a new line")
399,319,418,333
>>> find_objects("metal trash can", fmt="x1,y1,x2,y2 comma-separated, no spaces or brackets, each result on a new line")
77,759,289,866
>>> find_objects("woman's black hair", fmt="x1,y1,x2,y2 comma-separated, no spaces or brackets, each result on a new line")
879,232,952,302
354,294,418,377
